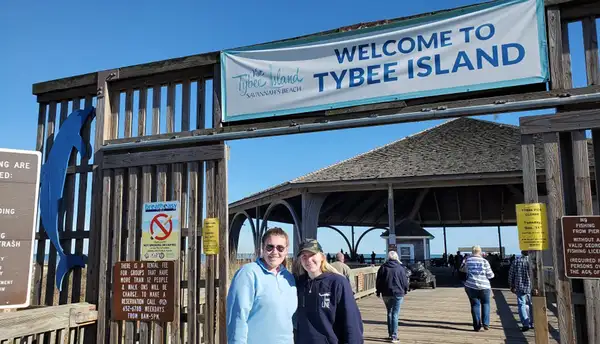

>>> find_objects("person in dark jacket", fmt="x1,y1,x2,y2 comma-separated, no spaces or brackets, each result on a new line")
376,251,409,343
293,238,364,344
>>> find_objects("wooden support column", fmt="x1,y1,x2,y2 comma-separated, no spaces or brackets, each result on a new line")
497,226,503,259
443,227,448,262
387,185,395,250
301,192,328,240
521,134,549,344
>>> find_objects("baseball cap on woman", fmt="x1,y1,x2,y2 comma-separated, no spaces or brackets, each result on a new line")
296,238,323,257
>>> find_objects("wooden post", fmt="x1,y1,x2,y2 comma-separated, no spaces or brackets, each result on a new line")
497,226,503,259
301,193,328,240
443,227,448,262
521,134,549,344
387,185,395,251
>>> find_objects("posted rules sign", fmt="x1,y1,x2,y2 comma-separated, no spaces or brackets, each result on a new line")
141,201,180,261
562,216,600,279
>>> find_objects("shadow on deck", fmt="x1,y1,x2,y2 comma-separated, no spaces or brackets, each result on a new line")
358,267,560,344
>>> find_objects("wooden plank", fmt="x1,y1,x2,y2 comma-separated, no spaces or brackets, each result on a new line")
182,80,191,131
102,145,225,169
197,78,206,130
32,103,47,306
217,150,229,344
59,99,79,305
187,162,199,344
109,169,125,344
138,88,148,137
152,86,161,135
111,68,210,93
543,132,576,344
124,167,138,343
166,84,175,133
124,90,133,138
36,85,97,103
520,108,600,134
32,72,97,95
169,164,182,344
583,17,600,86
115,52,218,80
521,134,549,344
110,91,120,140
96,171,113,344
72,96,92,305
547,7,564,90
153,165,168,344
562,1,600,21
44,101,58,307
572,130,600,343
205,161,216,344
105,82,600,147
85,70,116,344
139,166,152,344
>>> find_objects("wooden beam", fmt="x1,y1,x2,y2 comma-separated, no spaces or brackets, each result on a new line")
387,185,395,246
433,191,442,224
455,191,462,224
521,134,549,344
562,1,600,21
408,188,429,220
520,108,600,134
543,132,576,344
478,190,483,222
102,145,225,169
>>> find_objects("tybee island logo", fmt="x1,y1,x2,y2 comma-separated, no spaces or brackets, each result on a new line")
231,65,304,98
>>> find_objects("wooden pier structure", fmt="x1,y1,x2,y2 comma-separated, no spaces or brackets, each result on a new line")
4,0,598,342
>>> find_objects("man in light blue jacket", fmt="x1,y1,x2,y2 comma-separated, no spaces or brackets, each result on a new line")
226,227,297,344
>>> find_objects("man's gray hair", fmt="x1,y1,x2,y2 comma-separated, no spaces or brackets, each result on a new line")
387,250,400,261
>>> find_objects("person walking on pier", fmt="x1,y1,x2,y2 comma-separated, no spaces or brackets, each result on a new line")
376,251,409,343
509,250,533,332
293,239,364,344
460,245,495,332
226,227,297,344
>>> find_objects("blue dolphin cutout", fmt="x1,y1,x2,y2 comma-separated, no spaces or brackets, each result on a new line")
40,106,96,291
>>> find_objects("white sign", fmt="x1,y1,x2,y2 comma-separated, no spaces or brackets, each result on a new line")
141,201,180,261
221,0,548,122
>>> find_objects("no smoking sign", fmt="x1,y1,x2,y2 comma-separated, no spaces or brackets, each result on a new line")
150,214,173,241
141,201,180,261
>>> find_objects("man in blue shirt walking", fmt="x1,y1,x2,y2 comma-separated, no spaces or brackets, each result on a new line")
226,227,297,344
509,250,533,331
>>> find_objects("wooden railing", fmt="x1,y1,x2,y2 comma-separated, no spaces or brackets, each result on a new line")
0,303,97,342
349,266,379,299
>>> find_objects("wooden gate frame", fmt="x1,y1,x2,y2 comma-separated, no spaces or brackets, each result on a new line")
520,5,600,344
96,143,228,344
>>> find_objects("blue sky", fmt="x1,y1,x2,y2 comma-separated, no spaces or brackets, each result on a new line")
0,0,596,256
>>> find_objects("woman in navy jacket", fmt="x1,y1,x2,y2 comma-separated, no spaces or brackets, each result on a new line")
293,239,364,344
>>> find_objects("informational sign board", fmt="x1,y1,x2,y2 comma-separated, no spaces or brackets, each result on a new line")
0,148,41,309
112,260,175,322
221,0,548,122
562,216,600,279
516,203,549,251
141,201,180,261
203,218,219,255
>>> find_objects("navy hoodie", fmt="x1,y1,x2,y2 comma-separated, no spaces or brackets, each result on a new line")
295,272,364,344
376,260,409,298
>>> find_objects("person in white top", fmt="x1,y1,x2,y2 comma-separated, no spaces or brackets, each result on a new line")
460,245,495,331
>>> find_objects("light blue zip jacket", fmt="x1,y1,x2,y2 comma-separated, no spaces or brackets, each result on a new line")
226,259,297,344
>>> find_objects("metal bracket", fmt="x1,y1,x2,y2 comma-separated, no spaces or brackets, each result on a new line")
96,69,120,97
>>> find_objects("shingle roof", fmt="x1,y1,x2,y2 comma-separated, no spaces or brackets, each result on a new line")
380,219,435,239
292,117,543,184
231,117,594,207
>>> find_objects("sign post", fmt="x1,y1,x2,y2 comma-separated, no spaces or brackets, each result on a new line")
561,216,600,279
141,201,181,261
0,148,41,309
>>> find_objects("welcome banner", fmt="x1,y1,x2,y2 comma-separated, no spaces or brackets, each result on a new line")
221,0,548,122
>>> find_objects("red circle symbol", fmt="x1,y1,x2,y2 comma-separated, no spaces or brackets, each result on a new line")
150,213,173,241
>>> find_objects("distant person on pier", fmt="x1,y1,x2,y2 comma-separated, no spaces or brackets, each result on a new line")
371,251,376,264
460,245,495,332
376,251,409,343
509,250,533,331
293,239,364,344
331,252,351,280
226,227,297,344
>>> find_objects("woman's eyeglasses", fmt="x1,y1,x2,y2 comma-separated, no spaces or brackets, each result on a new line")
265,244,286,253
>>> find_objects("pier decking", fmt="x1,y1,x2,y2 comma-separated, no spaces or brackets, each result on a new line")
358,286,560,344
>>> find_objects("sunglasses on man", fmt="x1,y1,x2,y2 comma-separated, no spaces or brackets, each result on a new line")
265,244,287,253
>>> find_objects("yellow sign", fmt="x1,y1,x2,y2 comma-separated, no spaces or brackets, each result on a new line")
516,203,549,251
203,218,219,255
